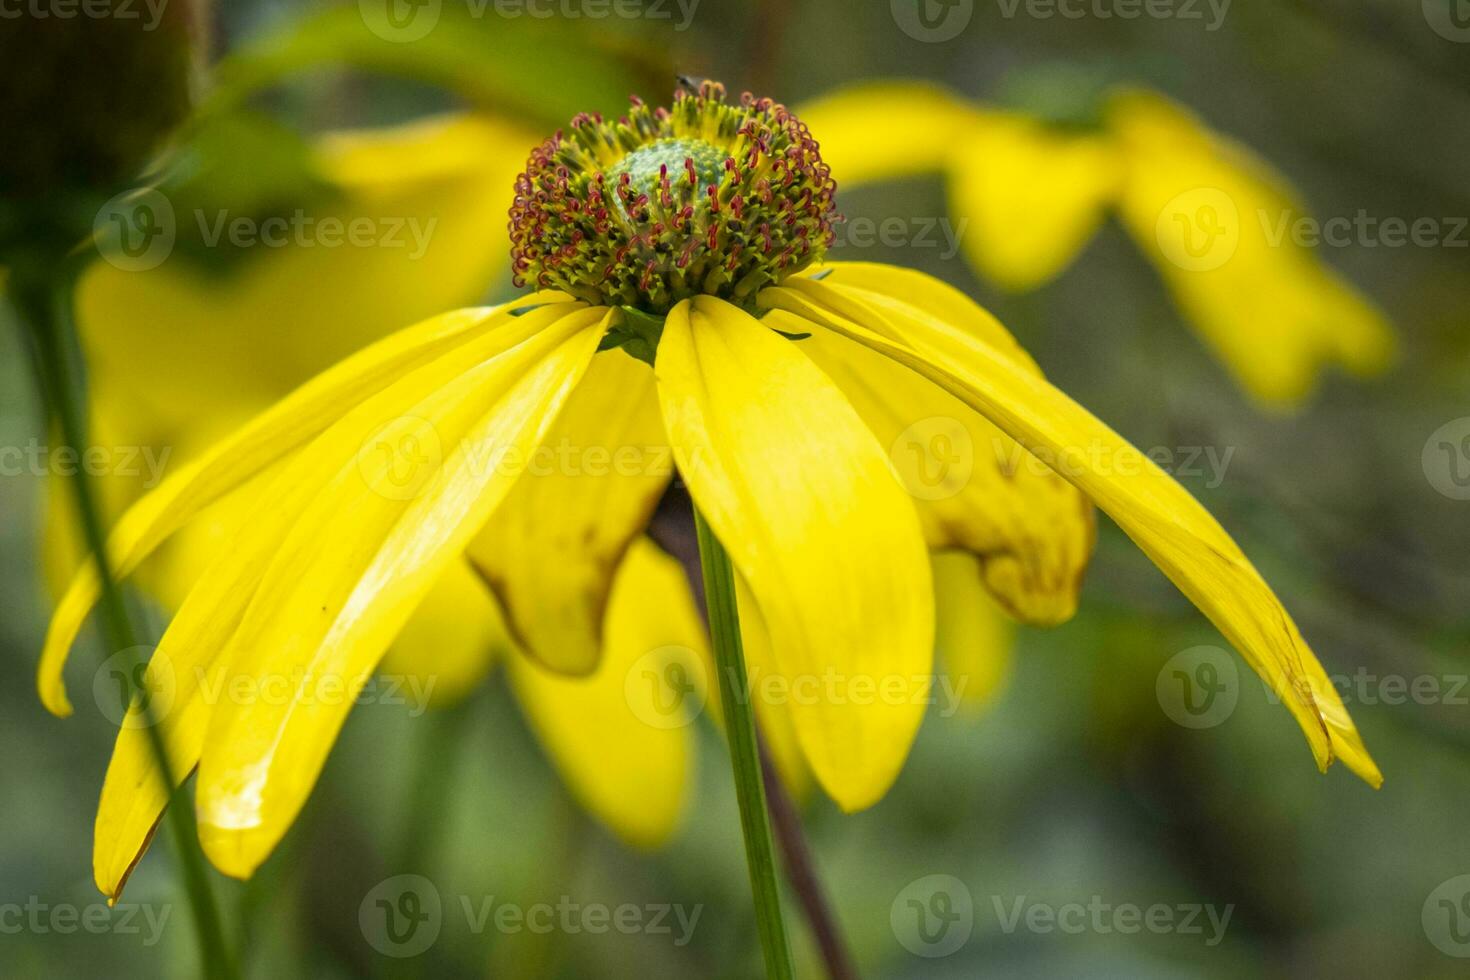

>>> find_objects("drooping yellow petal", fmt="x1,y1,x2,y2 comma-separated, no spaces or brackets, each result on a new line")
795,81,983,187
1106,89,1395,407
91,302,589,894
93,457,321,900
732,572,812,803
763,272,1381,787
763,292,1093,625
655,295,933,811
39,298,569,716
508,538,705,848
377,559,510,711
948,113,1121,291
466,349,671,674
932,551,1015,715
194,307,609,879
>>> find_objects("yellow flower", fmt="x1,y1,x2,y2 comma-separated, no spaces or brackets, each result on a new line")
40,82,1377,897
800,81,1396,408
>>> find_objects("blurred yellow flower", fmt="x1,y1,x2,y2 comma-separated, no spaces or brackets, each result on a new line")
39,82,1377,901
801,81,1396,407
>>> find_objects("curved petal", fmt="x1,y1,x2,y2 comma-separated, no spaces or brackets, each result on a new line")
762,273,1381,787
467,349,671,674
762,296,1094,625
933,551,1015,715
732,573,812,803
194,306,610,879
508,538,705,848
91,302,592,893
947,113,1121,291
795,81,983,187
655,295,933,811
39,297,571,716
1106,89,1394,407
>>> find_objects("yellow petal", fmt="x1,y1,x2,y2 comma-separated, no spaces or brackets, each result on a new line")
39,299,566,717
764,286,1094,625
933,551,1015,715
193,306,609,879
94,456,328,900
1106,89,1394,407
508,538,705,848
763,272,1381,787
467,348,671,674
732,573,812,803
377,558,509,711
795,81,983,187
92,302,590,893
948,113,1121,291
655,295,933,811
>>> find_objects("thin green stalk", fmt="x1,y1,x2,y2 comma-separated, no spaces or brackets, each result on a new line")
692,506,795,980
15,261,239,980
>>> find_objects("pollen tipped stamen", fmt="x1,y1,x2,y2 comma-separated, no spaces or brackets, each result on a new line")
508,80,838,314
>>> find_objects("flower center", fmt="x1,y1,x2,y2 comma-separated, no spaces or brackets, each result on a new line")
509,81,839,314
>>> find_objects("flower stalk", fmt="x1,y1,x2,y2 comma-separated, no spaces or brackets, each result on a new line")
12,257,239,980
692,505,795,980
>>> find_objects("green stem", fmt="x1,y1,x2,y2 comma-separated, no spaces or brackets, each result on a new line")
692,506,795,980
14,260,239,980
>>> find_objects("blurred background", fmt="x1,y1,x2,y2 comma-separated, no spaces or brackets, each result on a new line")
3,0,1469,976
